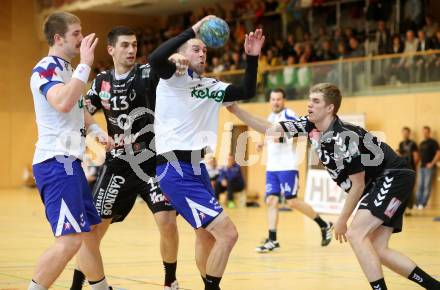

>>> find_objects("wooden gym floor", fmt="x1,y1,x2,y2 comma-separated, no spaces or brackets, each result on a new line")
0,188,439,290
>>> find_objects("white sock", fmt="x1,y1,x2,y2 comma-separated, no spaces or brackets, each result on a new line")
28,280,47,290
89,278,110,290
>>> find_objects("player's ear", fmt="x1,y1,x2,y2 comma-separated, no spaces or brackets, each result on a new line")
327,103,334,114
107,45,114,56
53,33,63,46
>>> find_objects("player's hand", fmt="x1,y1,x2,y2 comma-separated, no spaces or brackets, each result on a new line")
169,53,189,76
334,218,348,243
192,15,216,36
95,132,115,152
244,28,265,56
80,33,98,67
426,162,434,168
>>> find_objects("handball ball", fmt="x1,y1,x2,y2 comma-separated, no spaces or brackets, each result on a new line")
199,17,230,48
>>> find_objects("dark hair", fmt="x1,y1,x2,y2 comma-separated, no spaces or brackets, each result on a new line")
43,12,80,46
270,88,286,99
107,26,136,46
423,126,431,132
402,127,411,132
309,83,342,115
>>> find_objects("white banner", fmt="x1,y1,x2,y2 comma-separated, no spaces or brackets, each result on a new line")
304,169,346,214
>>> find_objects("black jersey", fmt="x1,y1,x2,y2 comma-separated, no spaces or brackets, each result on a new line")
85,64,158,165
280,116,408,192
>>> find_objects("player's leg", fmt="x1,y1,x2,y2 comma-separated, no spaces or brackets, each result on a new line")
345,209,387,289
153,210,179,289
369,225,440,289
204,212,239,290
282,170,333,246
256,171,281,253
225,178,245,208
195,228,216,284
415,168,425,208
30,159,101,289
73,165,111,290
157,161,236,290
140,170,180,290
73,219,111,290
421,167,435,207
30,234,83,289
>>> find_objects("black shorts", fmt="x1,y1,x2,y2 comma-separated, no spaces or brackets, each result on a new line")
92,160,174,223
359,169,415,233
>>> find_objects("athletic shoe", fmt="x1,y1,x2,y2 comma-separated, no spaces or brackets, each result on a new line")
321,222,333,247
227,200,236,208
255,238,280,253
164,280,179,290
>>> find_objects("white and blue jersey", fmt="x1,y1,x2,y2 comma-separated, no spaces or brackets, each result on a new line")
265,108,299,198
30,55,100,236
155,70,228,228
31,56,86,164
150,27,258,229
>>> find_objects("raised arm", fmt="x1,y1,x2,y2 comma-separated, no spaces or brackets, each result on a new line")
149,16,214,79
46,33,98,113
223,29,265,102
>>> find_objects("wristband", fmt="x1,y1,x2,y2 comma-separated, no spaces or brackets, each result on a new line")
72,64,91,83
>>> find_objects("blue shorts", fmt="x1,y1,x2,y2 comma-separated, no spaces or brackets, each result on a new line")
33,157,101,236
265,170,299,199
157,161,223,229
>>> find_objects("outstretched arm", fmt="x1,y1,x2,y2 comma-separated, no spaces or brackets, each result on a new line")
226,103,271,133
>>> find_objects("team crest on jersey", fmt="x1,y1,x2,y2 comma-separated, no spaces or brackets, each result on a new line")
99,81,111,109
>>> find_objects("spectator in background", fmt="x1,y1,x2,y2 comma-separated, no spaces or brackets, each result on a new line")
316,39,336,61
205,154,220,191
336,41,348,59
313,25,327,53
432,29,440,81
215,154,245,208
415,126,440,209
281,34,296,60
210,56,225,73
231,51,245,70
388,34,404,84
375,20,392,55
347,36,364,58
423,15,439,38
415,29,434,82
293,42,304,60
397,127,419,215
399,30,419,82
283,55,297,99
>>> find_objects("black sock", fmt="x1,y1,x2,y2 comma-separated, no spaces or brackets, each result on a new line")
70,269,85,290
205,274,222,290
369,278,387,290
163,261,177,286
268,230,277,241
314,216,328,228
408,266,440,289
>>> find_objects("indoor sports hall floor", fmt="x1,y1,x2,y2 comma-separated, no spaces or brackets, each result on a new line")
1,188,439,290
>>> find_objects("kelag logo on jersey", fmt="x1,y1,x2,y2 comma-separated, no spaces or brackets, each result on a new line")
191,87,225,103
99,81,111,109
